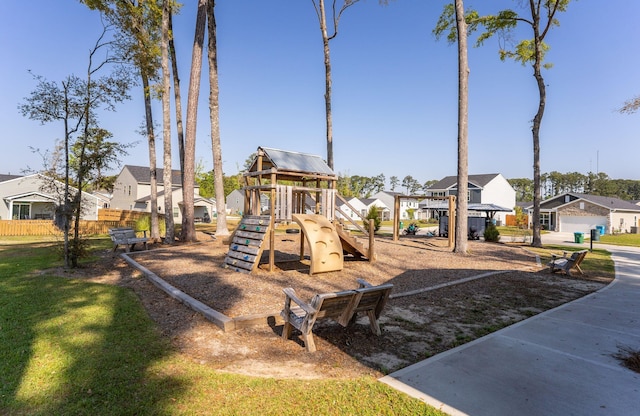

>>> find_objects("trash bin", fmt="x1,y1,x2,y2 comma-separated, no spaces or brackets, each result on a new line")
573,232,584,243
596,225,605,235
399,221,404,230
590,229,600,242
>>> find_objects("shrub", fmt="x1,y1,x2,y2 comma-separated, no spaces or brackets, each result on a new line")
135,215,166,236
365,206,381,232
484,223,500,242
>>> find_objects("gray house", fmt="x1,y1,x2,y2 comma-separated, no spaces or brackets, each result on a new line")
110,165,215,222
0,174,100,220
527,193,640,234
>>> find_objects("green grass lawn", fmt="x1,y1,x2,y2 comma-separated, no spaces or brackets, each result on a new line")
599,233,640,247
0,238,442,415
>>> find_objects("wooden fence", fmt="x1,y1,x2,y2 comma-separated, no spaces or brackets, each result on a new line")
0,220,139,237
505,214,529,227
98,208,150,222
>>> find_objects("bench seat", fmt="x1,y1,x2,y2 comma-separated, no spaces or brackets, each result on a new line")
108,228,148,253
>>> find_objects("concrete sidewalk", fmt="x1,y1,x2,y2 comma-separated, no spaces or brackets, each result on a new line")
380,239,640,415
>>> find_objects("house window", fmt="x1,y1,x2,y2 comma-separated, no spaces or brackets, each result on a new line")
14,203,31,220
579,202,584,210
128,185,131,196
173,207,179,218
540,213,550,229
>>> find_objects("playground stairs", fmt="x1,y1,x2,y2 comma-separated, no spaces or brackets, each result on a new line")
334,223,369,259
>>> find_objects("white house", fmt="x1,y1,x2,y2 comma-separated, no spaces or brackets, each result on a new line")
423,173,516,224
0,174,100,220
371,191,420,221
336,197,389,222
110,165,215,222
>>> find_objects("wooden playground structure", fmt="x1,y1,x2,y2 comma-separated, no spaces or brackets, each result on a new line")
223,147,375,274
392,194,456,247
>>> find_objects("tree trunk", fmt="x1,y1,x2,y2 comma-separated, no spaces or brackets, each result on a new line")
168,9,188,235
530,3,545,248
162,0,175,244
454,0,469,254
169,9,185,184
206,0,229,237
318,0,334,170
141,72,160,241
182,0,207,242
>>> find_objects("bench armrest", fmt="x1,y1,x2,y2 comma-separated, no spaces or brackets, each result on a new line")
283,288,316,315
357,278,373,288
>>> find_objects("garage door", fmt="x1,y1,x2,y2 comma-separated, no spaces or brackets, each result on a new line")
559,216,608,233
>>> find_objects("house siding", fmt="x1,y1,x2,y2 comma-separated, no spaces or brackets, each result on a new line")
0,175,99,220
479,174,515,223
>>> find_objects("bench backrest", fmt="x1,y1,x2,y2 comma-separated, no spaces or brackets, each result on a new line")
109,228,138,241
569,250,588,264
353,283,393,319
311,290,358,324
309,284,393,327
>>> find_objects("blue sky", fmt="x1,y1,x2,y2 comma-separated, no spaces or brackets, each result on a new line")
1,0,638,187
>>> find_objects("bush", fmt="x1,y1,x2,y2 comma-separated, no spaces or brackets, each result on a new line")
484,223,500,242
365,206,381,232
135,215,166,236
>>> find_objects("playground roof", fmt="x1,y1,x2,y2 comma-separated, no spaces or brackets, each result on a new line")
247,147,336,180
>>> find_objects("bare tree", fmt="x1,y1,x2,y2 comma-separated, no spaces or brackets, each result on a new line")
206,0,229,237
20,27,131,267
453,0,469,254
181,0,208,242
161,0,175,243
312,0,360,169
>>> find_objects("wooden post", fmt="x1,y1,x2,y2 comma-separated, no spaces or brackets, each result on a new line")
448,195,456,248
269,172,276,272
393,195,400,241
369,219,376,262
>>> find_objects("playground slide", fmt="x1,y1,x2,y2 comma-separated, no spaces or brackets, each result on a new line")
292,214,344,274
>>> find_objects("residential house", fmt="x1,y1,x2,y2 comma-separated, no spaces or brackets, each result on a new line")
336,197,389,222
527,193,640,234
423,173,516,224
0,174,100,220
110,165,215,222
225,189,270,215
371,191,420,221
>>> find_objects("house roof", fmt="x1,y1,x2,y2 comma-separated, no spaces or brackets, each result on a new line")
4,191,57,203
248,147,335,177
123,165,186,186
570,193,640,211
428,173,502,190
532,193,640,212
0,174,23,183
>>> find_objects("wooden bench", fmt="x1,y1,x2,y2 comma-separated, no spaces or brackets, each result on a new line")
548,249,588,276
108,228,149,253
281,278,393,352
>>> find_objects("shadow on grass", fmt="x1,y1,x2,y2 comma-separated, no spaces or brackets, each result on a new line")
0,242,187,415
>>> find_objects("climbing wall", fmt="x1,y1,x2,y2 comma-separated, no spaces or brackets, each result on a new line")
292,214,344,275
223,215,271,273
